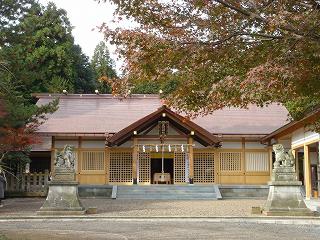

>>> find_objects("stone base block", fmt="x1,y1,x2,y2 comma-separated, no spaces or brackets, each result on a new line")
251,206,262,215
53,168,76,182
37,182,85,215
37,210,86,215
86,207,98,214
263,181,315,216
271,167,297,182
263,210,315,216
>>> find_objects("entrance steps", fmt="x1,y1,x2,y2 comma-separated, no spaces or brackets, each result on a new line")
115,185,222,200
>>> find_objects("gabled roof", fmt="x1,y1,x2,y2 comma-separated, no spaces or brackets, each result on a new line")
34,94,289,136
107,105,221,147
261,107,320,143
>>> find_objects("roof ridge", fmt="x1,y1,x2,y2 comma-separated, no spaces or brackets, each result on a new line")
32,93,161,99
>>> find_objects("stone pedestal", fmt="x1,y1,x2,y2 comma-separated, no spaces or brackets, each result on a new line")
37,169,85,215
263,181,314,216
263,166,315,216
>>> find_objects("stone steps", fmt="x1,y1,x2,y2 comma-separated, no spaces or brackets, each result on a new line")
219,185,269,199
78,185,112,198
116,185,221,200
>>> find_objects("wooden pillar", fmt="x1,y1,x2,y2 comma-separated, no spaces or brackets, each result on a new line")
269,147,273,179
132,138,138,184
292,149,299,178
105,147,110,184
241,138,246,184
317,141,320,198
188,137,194,184
50,136,56,173
78,137,82,148
214,149,220,184
304,144,312,199
76,137,82,182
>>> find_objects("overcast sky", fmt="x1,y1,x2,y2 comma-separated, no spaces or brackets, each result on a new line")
39,0,121,69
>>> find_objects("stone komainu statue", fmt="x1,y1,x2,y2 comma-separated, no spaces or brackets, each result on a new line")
54,145,75,169
273,144,295,168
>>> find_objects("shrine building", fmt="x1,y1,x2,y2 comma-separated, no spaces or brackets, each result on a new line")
30,94,320,199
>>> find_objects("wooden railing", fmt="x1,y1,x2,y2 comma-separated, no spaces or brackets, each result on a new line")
5,170,50,196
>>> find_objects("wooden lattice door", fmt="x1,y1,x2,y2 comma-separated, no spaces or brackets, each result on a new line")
138,152,151,183
174,152,186,183
194,152,215,183
109,152,133,183
78,151,106,184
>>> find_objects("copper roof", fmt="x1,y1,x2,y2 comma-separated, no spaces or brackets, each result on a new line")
35,94,289,136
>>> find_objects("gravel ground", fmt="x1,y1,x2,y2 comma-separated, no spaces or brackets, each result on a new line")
82,198,266,216
1,219,320,240
0,198,266,217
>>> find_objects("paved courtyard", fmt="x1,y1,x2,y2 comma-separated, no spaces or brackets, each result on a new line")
0,198,266,217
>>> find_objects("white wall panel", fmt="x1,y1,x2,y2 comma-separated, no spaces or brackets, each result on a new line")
292,127,320,148
245,142,266,149
55,140,78,148
118,140,133,148
292,128,305,147
278,139,291,150
82,140,105,148
304,131,320,143
194,141,206,148
245,152,269,172
220,142,242,149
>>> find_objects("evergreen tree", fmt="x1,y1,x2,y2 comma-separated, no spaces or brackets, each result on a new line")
72,45,96,93
0,0,35,46
91,41,117,93
0,1,96,96
0,78,58,174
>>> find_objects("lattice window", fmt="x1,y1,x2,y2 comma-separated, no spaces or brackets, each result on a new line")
109,152,132,183
194,152,215,183
81,151,105,171
174,152,186,183
138,152,151,183
245,152,269,172
219,152,242,172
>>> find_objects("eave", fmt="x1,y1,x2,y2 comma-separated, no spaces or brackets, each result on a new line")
106,105,221,147
261,107,320,144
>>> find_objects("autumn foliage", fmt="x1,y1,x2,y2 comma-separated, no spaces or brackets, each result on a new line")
0,127,39,156
100,0,320,127
0,79,58,168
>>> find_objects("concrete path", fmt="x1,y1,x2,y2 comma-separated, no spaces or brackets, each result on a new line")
1,218,320,240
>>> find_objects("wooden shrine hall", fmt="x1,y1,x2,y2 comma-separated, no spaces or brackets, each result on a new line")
31,93,294,186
